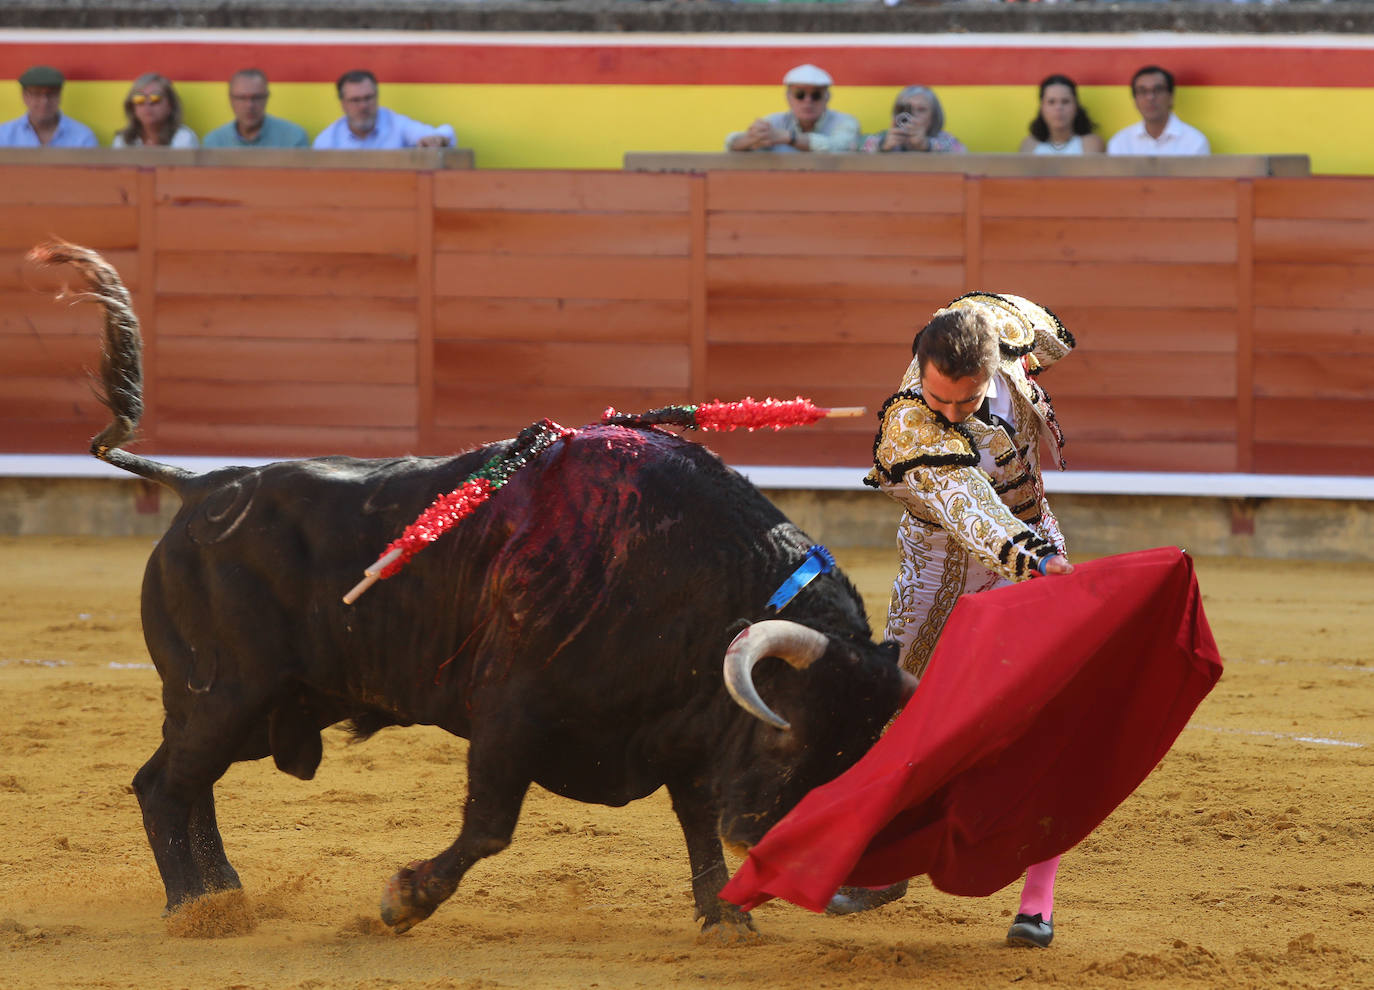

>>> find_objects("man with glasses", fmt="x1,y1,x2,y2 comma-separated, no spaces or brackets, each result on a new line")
1107,65,1210,156
0,65,98,148
313,69,454,150
203,69,309,149
725,64,860,153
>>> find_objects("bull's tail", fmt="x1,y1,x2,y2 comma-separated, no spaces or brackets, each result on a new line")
28,240,193,492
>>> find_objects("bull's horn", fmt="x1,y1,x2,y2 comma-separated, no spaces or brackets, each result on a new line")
723,620,828,730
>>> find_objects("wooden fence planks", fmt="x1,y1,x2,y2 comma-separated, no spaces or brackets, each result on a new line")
1253,263,1374,311
981,217,1237,264
435,171,691,212
707,298,924,346
434,298,689,343
980,178,1238,219
157,381,417,429
434,210,690,256
157,251,418,298
706,171,965,213
434,340,689,389
0,166,139,206
157,338,417,386
156,167,418,209
1,205,140,251
982,260,1238,310
708,211,963,258
2,162,1373,475
157,295,418,341
434,254,688,301
1253,218,1374,266
707,256,963,301
1254,178,1374,221
156,205,419,255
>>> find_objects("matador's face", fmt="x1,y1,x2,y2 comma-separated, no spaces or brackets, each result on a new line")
919,363,992,424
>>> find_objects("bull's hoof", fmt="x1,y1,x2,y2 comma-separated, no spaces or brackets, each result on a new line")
379,861,438,934
697,914,760,947
825,880,910,916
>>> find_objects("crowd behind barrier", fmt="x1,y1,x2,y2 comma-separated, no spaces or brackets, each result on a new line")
3,64,456,152
0,58,1252,165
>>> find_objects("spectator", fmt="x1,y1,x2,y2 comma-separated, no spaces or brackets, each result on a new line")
1107,65,1210,156
724,64,860,153
860,85,965,153
1018,74,1105,154
0,65,98,148
202,69,308,149
112,73,198,148
312,70,454,150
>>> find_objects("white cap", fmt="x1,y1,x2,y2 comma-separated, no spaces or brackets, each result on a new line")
782,64,833,87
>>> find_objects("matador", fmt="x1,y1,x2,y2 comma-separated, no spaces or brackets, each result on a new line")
833,291,1076,948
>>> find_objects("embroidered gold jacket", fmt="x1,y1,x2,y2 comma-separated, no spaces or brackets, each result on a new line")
865,292,1076,582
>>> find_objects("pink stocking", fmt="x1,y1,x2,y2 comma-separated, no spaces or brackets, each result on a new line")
1017,856,1061,920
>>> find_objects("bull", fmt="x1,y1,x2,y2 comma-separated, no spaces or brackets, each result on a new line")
36,241,916,936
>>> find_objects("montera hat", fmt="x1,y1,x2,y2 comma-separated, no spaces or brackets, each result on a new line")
782,64,833,87
19,65,65,88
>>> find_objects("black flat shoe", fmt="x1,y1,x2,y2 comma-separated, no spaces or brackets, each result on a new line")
1006,912,1054,948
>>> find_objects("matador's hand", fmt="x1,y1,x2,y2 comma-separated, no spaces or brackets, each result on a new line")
1041,554,1073,575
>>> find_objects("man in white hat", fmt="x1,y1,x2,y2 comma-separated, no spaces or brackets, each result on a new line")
725,63,860,153
0,65,99,148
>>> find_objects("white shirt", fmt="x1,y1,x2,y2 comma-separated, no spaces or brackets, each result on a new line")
112,125,199,148
312,106,455,150
1107,113,1210,156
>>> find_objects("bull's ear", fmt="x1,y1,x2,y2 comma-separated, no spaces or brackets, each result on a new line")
879,639,902,665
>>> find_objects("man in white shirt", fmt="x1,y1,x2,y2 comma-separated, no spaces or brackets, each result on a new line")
312,69,455,151
724,63,860,153
0,65,99,148
1107,65,1211,157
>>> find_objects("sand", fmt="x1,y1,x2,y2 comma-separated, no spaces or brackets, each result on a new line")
1,535,1371,989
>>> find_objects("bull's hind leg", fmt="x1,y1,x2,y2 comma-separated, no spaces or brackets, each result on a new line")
133,704,268,912
379,734,531,933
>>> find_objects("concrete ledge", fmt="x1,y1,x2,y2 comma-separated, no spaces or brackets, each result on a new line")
4,464,1373,562
6,1,1374,35
9,454,1374,501
624,152,1312,178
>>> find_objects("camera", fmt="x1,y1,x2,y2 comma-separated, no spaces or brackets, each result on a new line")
894,112,914,128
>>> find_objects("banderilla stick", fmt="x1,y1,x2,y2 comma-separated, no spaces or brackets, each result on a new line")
342,547,403,605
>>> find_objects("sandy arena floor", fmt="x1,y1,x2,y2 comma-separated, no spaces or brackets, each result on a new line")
1,535,1371,989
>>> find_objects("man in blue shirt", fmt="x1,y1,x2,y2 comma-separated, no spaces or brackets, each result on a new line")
202,69,309,149
312,69,455,150
0,65,99,148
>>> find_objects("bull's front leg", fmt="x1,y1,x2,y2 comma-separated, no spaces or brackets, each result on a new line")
379,749,531,934
666,780,755,938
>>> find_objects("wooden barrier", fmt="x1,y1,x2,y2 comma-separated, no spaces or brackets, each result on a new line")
3,159,1372,477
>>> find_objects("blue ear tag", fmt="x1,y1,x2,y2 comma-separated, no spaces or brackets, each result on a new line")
766,545,836,613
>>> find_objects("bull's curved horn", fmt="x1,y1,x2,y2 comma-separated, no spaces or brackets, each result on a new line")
723,620,829,730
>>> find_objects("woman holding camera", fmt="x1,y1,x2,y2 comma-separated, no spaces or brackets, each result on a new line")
861,86,966,153
1018,74,1104,155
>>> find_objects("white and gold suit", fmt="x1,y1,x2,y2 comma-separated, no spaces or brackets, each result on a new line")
865,293,1076,678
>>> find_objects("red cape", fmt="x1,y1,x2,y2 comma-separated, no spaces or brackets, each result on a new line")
721,546,1223,913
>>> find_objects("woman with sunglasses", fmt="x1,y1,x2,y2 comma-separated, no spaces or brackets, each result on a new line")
725,64,859,153
860,86,965,154
112,73,198,148
1018,75,1105,155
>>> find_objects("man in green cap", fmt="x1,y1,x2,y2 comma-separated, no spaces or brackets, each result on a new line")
0,65,99,147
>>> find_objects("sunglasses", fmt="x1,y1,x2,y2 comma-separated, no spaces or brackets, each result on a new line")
130,93,164,105
789,88,828,102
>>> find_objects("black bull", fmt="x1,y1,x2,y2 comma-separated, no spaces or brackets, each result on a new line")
36,242,915,935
